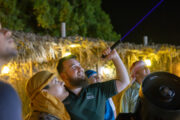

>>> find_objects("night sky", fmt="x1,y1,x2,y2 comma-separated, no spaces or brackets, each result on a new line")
102,0,180,45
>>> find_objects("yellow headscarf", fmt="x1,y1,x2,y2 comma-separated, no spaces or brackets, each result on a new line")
26,71,70,120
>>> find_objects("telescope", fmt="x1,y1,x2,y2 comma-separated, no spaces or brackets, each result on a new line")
116,72,180,120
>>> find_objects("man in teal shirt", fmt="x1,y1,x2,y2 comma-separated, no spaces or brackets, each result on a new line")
57,47,130,120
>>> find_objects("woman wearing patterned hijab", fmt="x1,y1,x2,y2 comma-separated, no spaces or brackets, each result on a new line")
25,70,70,120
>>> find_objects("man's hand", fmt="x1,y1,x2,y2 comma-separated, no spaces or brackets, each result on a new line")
102,47,130,93
102,47,119,61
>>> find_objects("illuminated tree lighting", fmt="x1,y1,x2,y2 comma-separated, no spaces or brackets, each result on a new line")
63,52,71,57
1,66,10,74
100,67,113,76
144,59,151,66
69,44,81,48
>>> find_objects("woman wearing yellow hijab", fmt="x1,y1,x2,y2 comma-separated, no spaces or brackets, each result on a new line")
25,70,70,120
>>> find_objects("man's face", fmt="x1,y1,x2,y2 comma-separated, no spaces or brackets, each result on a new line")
89,74,101,84
135,66,150,83
61,59,88,87
0,30,17,60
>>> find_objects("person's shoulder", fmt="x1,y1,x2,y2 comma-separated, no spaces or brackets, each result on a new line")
86,80,116,90
84,83,100,92
88,82,101,87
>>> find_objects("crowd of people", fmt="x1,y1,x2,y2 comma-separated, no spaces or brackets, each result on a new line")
0,27,179,120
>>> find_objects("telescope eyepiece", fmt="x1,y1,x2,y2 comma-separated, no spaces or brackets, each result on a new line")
159,85,175,102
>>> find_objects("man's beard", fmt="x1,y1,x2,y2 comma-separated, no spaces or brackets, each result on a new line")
69,77,88,88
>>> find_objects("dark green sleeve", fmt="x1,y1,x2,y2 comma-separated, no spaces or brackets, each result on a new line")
94,80,118,99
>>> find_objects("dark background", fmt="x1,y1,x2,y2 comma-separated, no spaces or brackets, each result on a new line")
102,0,180,45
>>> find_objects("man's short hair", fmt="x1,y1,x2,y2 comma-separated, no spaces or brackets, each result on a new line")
57,55,76,74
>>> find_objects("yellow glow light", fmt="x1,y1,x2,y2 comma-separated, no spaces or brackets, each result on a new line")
63,52,71,57
69,44,81,48
100,67,112,75
1,66,10,74
144,59,151,66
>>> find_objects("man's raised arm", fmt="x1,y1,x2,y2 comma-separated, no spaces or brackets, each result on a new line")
102,48,130,93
